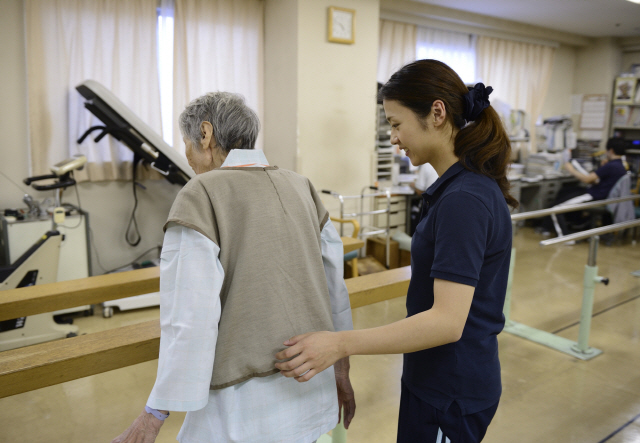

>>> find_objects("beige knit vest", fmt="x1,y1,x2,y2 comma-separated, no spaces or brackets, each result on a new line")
164,166,334,389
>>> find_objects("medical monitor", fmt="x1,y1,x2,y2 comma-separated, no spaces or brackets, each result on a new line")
76,80,194,185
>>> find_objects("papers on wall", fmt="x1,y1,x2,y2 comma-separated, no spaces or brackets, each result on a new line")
581,130,604,140
612,105,640,129
579,94,608,130
571,94,583,115
630,108,640,128
613,105,631,127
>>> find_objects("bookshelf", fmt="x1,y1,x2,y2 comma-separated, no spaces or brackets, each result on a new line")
610,77,640,183
375,104,393,181
610,76,640,137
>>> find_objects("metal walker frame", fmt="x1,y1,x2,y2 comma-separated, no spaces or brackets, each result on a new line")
322,186,393,268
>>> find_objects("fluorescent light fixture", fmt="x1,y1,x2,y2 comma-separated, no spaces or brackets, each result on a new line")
625,0,640,4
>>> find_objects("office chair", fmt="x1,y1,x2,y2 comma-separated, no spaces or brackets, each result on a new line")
580,173,634,243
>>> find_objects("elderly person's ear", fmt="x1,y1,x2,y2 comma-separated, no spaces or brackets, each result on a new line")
200,121,215,150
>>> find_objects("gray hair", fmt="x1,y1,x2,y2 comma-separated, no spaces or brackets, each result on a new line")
179,92,260,152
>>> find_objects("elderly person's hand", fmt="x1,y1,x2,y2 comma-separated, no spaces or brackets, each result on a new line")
111,409,164,443
334,357,356,429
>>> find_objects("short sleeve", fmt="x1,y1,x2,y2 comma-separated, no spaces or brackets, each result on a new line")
164,178,220,247
594,162,614,182
430,192,491,287
308,179,330,229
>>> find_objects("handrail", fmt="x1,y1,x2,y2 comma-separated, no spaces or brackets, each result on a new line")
0,267,160,322
0,267,411,399
511,194,640,221
540,219,640,246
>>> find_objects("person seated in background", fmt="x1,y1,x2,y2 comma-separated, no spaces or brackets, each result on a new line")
408,163,439,235
545,137,627,237
112,92,355,443
412,162,439,194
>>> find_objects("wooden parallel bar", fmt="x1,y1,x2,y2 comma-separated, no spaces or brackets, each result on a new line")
345,266,411,308
0,267,160,322
0,320,160,398
0,266,411,399
0,239,379,322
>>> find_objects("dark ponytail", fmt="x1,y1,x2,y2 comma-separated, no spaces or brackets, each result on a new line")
379,59,519,209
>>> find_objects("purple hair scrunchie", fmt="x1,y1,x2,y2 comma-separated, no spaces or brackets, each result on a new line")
463,83,493,122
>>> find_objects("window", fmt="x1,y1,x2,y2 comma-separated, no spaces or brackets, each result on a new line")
157,6,174,145
416,27,477,85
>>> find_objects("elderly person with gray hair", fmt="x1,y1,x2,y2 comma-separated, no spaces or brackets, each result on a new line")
112,92,356,443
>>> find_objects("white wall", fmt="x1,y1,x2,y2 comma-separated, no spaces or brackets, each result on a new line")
264,0,299,172
264,0,379,218
0,0,31,210
0,0,179,276
621,50,640,73
297,0,379,198
540,44,577,119
573,38,622,147
75,180,178,275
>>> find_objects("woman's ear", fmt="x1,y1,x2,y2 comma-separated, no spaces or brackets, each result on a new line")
431,100,447,127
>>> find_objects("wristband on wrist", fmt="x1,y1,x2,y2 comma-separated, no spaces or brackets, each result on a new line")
145,405,170,421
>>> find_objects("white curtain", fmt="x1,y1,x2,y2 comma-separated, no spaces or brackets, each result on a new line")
416,27,477,84
172,0,264,153
158,0,176,146
377,20,417,85
26,0,162,181
477,36,555,150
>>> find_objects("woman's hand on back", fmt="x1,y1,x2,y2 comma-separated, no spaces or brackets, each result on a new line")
275,331,346,382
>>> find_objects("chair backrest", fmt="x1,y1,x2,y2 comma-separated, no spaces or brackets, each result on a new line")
330,217,360,238
606,173,635,223
607,173,631,199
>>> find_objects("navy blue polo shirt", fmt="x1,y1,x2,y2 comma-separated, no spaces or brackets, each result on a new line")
402,162,512,416
587,159,626,200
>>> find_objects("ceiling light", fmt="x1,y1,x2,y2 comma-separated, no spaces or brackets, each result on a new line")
625,0,640,4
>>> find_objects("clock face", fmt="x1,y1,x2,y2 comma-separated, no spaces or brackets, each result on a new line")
328,7,354,43
332,10,353,40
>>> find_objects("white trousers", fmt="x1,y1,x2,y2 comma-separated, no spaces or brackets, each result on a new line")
551,193,593,236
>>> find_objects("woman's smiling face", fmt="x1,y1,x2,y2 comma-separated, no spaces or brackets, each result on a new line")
383,99,432,167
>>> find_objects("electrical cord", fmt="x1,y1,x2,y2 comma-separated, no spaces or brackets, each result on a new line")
125,158,143,246
65,167,160,275
104,245,161,274
0,169,28,195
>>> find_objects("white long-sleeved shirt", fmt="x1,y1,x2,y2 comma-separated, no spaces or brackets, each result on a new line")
147,150,353,443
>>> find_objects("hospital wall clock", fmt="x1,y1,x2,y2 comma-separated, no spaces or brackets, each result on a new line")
328,6,355,44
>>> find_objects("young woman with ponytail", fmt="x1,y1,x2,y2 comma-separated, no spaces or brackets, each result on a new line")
275,60,517,443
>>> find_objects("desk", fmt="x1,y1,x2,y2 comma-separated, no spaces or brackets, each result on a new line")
510,176,582,214
342,237,364,254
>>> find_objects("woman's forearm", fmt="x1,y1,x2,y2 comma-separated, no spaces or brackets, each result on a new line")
339,308,461,357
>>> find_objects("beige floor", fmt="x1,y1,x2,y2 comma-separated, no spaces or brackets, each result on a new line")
2,227,640,442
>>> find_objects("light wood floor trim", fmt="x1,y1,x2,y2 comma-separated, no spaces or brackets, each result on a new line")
0,267,160,322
